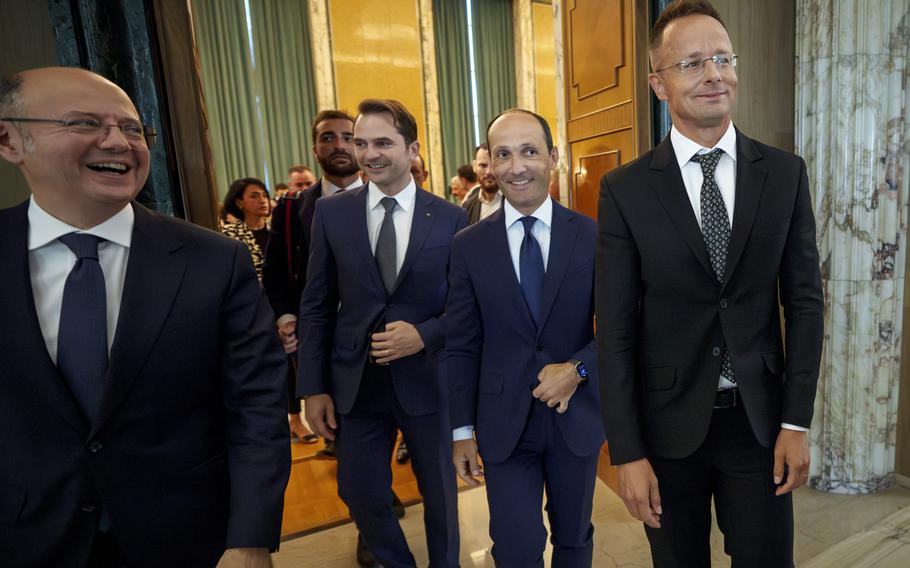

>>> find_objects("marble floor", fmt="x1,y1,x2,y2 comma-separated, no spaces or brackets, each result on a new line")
273,482,910,567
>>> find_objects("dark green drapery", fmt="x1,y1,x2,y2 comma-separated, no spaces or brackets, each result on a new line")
472,0,517,136
433,0,474,192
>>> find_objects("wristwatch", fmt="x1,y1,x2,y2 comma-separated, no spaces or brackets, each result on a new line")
568,359,588,382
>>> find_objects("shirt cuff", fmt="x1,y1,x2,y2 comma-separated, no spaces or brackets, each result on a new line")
452,426,474,441
781,422,809,432
276,313,297,326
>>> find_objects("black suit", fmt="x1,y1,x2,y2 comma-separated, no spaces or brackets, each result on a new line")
596,131,823,566
0,202,290,567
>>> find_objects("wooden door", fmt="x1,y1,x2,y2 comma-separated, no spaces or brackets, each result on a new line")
560,0,650,492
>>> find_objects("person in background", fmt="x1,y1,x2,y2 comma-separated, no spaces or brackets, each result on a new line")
287,164,317,194
449,175,466,203
463,144,502,224
274,182,290,201
458,163,479,205
221,177,271,280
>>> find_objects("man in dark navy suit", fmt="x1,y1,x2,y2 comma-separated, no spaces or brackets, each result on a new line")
298,99,466,567
446,109,605,567
0,67,288,567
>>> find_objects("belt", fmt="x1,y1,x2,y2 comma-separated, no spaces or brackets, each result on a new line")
714,388,738,409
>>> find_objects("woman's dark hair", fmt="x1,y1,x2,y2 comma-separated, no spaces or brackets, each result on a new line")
223,177,269,221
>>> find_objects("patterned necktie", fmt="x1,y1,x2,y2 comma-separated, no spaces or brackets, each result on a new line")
375,197,398,293
692,149,736,383
518,216,545,326
56,233,109,419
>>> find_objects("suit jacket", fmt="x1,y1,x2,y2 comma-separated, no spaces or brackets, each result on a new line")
0,202,290,568
445,201,605,464
262,182,322,320
595,130,824,465
297,186,469,416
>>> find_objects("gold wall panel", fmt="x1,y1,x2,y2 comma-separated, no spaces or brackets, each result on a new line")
568,0,624,101
328,0,429,158
533,1,558,145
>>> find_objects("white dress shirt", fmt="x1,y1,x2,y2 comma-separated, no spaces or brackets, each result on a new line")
321,176,362,198
28,198,133,363
453,197,554,441
670,124,805,432
367,179,417,276
478,190,503,221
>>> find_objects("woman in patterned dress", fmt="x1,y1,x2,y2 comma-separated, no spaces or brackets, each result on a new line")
221,177,271,279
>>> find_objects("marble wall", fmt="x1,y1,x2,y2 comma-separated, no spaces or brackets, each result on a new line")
796,0,910,494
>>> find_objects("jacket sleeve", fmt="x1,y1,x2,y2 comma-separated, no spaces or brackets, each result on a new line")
261,198,295,320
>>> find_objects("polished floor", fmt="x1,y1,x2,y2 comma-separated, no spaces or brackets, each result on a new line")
273,479,910,566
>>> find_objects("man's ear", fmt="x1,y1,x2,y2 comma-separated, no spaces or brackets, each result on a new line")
648,73,668,102
0,122,25,165
408,141,420,159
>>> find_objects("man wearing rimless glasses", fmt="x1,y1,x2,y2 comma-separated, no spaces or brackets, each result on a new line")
0,67,289,567
596,1,823,567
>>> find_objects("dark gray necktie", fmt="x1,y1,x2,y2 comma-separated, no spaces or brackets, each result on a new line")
56,233,109,419
692,149,735,383
375,197,398,293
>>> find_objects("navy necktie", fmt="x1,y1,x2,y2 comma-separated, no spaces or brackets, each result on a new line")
692,149,735,383
518,216,544,326
56,233,109,420
375,197,398,293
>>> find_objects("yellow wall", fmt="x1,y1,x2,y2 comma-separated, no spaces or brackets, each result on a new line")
329,0,429,159
532,2,557,145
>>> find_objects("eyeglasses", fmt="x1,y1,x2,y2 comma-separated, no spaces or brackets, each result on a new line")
0,114,157,145
654,54,738,75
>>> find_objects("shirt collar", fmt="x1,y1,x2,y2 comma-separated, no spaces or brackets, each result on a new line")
503,196,553,230
28,198,134,251
670,121,737,170
322,176,362,195
367,178,417,213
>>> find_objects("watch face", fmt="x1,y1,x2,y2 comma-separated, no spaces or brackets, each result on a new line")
576,362,588,379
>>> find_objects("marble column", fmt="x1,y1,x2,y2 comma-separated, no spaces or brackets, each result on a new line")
796,0,910,494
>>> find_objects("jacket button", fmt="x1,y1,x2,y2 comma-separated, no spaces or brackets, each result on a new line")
712,347,721,357
81,504,97,513
88,441,102,453
536,345,544,352
719,298,728,309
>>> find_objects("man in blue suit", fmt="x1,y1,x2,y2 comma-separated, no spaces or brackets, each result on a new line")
446,109,605,567
0,67,288,567
299,99,466,567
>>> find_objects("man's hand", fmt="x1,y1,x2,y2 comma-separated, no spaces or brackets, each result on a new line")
304,394,336,441
773,429,810,496
617,458,662,528
276,319,297,354
370,321,424,364
453,438,483,486
532,362,581,413
216,548,271,568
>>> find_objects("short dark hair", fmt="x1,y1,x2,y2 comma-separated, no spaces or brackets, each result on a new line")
484,108,554,153
0,72,24,116
275,182,289,190
474,143,489,155
287,164,312,175
457,164,477,183
311,109,355,144
224,177,269,220
650,0,726,62
357,99,418,146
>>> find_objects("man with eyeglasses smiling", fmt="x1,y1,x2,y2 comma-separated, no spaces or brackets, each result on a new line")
596,1,823,567
0,67,289,567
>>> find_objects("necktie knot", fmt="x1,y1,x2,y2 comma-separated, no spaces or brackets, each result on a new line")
519,216,537,235
58,233,103,261
380,197,397,214
691,148,724,176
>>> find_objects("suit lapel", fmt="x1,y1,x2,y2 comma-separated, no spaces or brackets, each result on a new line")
92,204,186,436
722,131,766,290
392,188,435,294
298,182,321,249
537,201,579,336
352,186,387,294
0,202,89,434
651,136,717,281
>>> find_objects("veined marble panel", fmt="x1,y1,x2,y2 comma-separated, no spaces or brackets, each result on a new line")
797,0,910,494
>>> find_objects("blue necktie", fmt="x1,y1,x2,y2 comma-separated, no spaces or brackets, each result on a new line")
518,216,544,326
56,233,109,421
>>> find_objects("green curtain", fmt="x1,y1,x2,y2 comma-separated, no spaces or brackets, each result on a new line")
433,0,474,196
249,0,319,185
472,0,517,137
192,0,263,197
